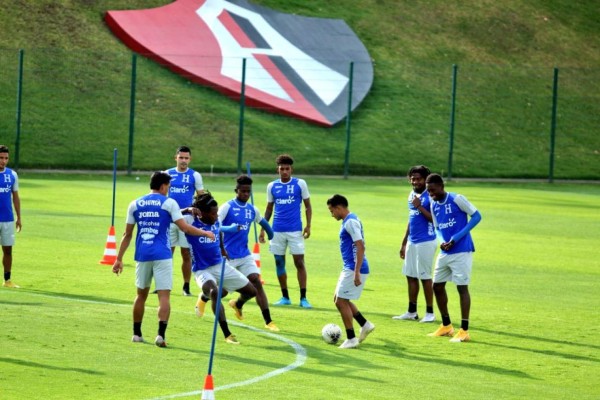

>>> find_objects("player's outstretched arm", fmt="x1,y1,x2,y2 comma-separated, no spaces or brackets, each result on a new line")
259,218,274,240
174,219,215,240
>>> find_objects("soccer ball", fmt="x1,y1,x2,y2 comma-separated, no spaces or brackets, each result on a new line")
321,323,342,344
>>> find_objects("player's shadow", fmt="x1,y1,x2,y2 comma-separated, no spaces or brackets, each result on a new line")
476,326,600,350
0,356,103,375
0,299,45,306
16,288,132,306
472,327,599,363
368,338,537,380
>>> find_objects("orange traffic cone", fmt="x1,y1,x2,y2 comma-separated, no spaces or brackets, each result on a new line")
201,374,215,400
99,226,117,265
252,242,265,284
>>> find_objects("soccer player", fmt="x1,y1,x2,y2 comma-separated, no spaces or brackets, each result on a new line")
393,165,437,323
0,145,21,288
212,175,279,331
186,192,257,344
112,172,215,348
259,154,313,308
166,146,204,296
425,173,482,343
327,194,375,349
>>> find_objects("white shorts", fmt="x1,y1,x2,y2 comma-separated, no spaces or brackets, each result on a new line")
227,255,259,277
433,252,473,286
270,231,305,255
194,262,250,292
0,222,15,246
169,223,189,248
136,259,173,290
403,239,437,280
334,269,368,300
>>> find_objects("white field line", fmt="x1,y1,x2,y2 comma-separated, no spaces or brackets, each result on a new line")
2,290,308,399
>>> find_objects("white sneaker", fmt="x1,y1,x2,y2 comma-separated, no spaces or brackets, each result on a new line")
419,313,436,323
392,311,418,321
339,337,359,349
359,321,375,343
154,335,167,348
131,335,144,343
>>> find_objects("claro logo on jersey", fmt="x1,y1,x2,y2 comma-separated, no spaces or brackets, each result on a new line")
438,218,457,230
275,196,296,205
170,185,190,194
105,0,373,126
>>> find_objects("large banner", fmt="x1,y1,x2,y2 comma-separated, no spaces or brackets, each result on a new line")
106,0,373,126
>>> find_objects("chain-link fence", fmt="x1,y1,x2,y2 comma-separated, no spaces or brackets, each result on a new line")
1,48,598,179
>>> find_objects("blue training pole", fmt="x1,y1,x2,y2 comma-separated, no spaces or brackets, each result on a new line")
206,257,227,376
246,161,259,243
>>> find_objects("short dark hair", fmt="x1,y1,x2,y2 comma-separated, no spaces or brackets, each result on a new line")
408,165,431,179
0,145,9,154
193,191,218,212
326,194,348,208
176,146,191,154
425,173,444,186
236,174,253,187
150,171,172,190
276,154,294,166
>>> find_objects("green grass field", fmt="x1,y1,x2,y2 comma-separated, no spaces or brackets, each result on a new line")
1,174,599,399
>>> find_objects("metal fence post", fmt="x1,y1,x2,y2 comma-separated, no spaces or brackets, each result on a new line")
127,53,137,176
549,67,559,183
14,49,24,170
447,64,458,181
343,61,354,179
237,58,247,175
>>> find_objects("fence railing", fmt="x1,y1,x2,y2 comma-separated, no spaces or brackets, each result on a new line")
1,48,598,180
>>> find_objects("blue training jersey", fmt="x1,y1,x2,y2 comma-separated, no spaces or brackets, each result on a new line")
218,199,262,259
266,177,309,232
185,216,223,271
166,167,204,208
407,190,436,244
126,193,183,262
340,213,369,274
430,192,477,254
0,167,18,222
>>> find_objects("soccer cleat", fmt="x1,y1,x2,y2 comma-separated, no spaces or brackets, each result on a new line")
299,298,312,309
419,313,436,323
339,337,359,349
2,280,20,288
392,311,418,321
265,322,280,332
131,335,144,343
225,335,240,345
449,328,471,343
273,297,292,306
359,321,375,343
228,299,244,320
427,324,455,337
182,289,193,296
154,335,167,348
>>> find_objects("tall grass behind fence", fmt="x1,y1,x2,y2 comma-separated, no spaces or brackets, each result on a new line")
1,48,598,179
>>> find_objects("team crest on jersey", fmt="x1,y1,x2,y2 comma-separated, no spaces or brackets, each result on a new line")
105,0,373,126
